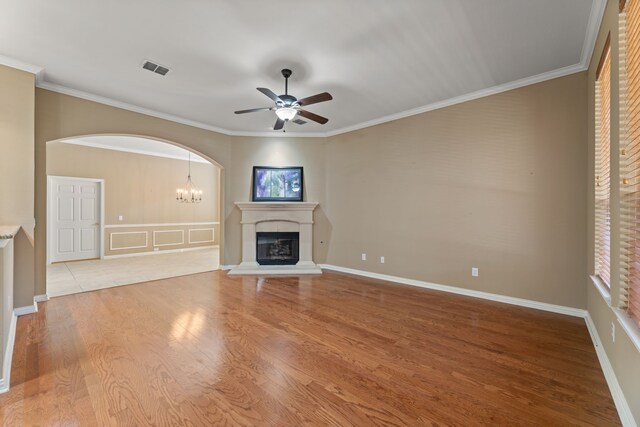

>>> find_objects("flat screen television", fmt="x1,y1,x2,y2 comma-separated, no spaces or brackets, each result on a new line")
252,166,303,202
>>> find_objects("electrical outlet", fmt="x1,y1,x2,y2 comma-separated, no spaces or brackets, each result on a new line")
612,322,616,343
380,256,385,264
154,247,159,252
471,267,479,277
118,215,123,221
361,253,367,261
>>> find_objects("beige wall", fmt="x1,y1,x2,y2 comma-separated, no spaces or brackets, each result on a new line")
47,142,219,224
0,64,34,381
587,0,640,423
0,65,34,226
12,36,639,420
47,142,220,255
34,74,589,308
35,89,233,294
227,136,328,265
0,65,35,308
325,72,587,308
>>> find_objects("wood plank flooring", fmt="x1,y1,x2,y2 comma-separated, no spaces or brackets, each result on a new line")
0,270,620,426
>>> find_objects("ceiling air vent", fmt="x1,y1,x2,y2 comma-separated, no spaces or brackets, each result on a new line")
292,118,307,125
142,60,171,76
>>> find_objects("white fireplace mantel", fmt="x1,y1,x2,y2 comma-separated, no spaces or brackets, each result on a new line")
228,202,322,275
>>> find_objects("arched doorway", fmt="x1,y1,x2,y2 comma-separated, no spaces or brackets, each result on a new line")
45,134,223,296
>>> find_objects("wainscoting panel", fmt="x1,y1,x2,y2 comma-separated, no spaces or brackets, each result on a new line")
188,228,214,244
153,230,184,247
109,231,148,251
105,222,219,256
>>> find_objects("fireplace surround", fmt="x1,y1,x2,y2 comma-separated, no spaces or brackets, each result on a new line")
228,202,322,275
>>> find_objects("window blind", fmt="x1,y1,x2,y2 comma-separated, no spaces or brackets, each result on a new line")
595,40,612,288
620,0,640,327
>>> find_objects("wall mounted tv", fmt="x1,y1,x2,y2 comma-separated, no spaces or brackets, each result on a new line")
252,166,303,202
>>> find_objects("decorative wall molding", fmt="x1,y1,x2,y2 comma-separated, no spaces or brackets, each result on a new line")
2,0,606,139
0,312,17,394
324,64,588,137
37,80,235,135
109,231,148,251
36,64,591,139
28,0,607,139
0,54,43,75
152,229,184,247
188,228,215,244
585,315,637,427
105,222,219,229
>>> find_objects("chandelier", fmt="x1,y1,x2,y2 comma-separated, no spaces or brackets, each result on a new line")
176,152,202,203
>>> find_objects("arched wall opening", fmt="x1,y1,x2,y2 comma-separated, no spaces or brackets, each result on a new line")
43,134,224,296
33,88,236,301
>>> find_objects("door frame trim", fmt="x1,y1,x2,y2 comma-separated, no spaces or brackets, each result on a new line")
47,176,105,264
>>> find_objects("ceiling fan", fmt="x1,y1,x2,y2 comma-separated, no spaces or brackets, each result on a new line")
234,69,333,131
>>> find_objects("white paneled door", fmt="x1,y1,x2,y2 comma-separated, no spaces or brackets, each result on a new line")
49,177,102,263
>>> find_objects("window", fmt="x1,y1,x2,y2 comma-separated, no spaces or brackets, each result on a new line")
620,0,640,327
595,38,612,288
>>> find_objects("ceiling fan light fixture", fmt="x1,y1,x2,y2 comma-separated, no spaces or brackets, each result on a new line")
275,107,298,121
234,69,331,129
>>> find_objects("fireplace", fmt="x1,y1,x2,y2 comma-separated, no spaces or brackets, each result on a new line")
230,202,321,275
256,232,299,265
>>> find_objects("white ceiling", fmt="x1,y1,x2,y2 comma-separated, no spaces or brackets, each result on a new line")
59,136,211,164
0,0,604,136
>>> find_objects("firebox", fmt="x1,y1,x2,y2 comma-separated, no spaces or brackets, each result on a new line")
256,232,300,265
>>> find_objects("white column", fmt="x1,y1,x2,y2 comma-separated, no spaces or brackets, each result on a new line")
238,222,259,268
296,222,315,267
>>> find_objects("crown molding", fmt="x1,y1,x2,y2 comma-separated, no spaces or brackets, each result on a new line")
323,63,587,137
38,62,588,139
36,81,235,136
0,54,43,75
20,0,608,138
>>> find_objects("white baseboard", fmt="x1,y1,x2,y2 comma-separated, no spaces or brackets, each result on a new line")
14,295,49,317
220,264,237,271
103,245,217,260
0,312,17,393
585,314,637,427
34,294,49,303
319,264,587,317
320,264,635,426
1,295,50,394
13,301,38,316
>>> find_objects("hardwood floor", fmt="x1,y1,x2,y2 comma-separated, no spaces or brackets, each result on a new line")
0,270,620,426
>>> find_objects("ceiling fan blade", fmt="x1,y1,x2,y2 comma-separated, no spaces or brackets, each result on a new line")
274,118,285,130
234,107,273,114
297,92,332,107
298,109,329,125
257,87,282,103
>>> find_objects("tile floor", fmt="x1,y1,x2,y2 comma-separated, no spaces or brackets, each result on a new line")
46,247,220,297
